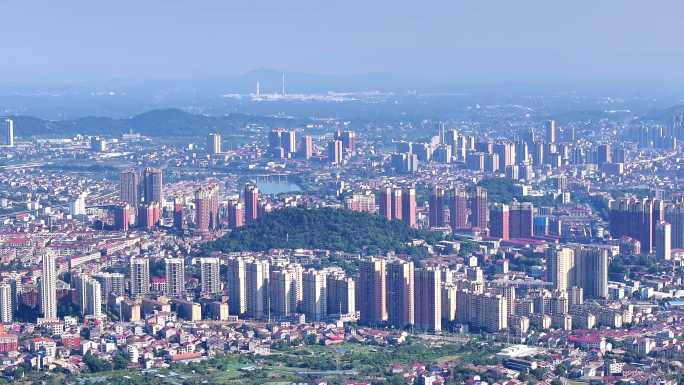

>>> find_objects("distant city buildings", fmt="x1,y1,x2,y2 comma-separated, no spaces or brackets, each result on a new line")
1,118,14,147
120,169,140,208
143,167,163,204
4,90,684,382
207,132,222,155
428,186,445,228
328,139,343,165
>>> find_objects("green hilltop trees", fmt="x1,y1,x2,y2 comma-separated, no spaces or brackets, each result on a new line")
204,207,441,254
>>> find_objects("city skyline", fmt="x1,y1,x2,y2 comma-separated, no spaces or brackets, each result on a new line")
1,2,684,384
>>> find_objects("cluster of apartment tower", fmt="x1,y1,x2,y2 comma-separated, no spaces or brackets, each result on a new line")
348,183,537,241
352,187,682,264
116,167,164,230
389,121,628,176
608,197,684,260
267,128,355,165
17,229,609,334
113,252,607,333
0,254,106,323
118,165,268,233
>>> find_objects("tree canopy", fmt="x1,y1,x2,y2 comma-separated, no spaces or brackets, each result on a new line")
204,208,441,253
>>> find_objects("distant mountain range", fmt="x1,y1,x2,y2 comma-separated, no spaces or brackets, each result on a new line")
643,104,684,123
11,108,308,137
221,68,428,94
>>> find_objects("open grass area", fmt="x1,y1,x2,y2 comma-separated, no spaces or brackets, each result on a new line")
434,353,465,363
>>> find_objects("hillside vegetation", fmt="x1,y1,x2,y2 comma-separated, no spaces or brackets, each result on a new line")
12,108,306,137
204,207,441,253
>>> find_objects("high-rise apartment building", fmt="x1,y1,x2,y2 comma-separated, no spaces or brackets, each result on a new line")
609,198,660,253
0,283,13,323
391,188,403,221
334,130,356,154
357,258,387,325
228,258,247,316
378,186,393,220
75,275,89,315
40,254,57,319
195,184,220,232
597,143,612,167
113,203,132,231
483,153,500,172
449,186,469,231
470,186,488,229
414,268,441,331
401,187,417,228
379,186,409,224
656,221,672,261
532,142,544,166
130,257,150,298
270,268,298,317
300,135,313,160
458,290,508,332
207,132,221,155
494,285,516,318
173,198,185,231
92,272,125,301
326,273,355,316
228,200,244,229
164,258,185,297
302,269,327,322
386,260,414,329
665,204,684,249
573,246,609,299
465,152,484,171
550,245,608,299
548,247,575,292
328,140,343,165
515,140,529,164
120,169,140,208
138,202,161,229
493,142,515,172
1,118,13,147
143,167,163,204
244,184,259,224
489,203,510,240
429,186,445,228
441,284,457,323
85,279,102,318
200,257,221,295
510,202,534,239
282,130,297,155
269,129,298,158
545,120,556,144
267,129,283,158
344,191,376,213
246,260,269,319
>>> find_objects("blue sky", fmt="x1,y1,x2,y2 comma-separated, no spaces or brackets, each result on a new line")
1,0,683,85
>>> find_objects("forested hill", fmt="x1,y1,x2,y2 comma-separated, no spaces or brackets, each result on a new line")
11,108,306,137
203,207,442,253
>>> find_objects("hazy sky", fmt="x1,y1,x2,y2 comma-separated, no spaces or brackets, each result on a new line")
1,0,683,85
